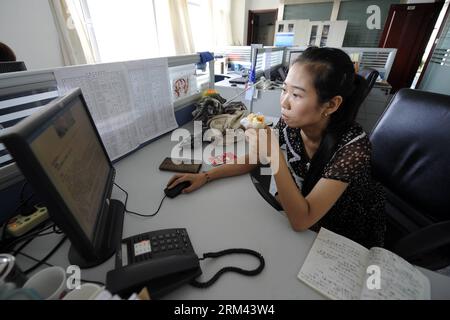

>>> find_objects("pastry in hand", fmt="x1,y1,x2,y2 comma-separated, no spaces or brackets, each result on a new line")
240,113,266,129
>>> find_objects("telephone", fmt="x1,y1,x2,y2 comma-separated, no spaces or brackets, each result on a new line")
106,228,201,299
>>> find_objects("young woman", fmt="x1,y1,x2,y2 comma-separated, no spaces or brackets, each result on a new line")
167,47,386,248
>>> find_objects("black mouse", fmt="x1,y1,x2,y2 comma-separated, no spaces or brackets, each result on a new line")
164,181,191,198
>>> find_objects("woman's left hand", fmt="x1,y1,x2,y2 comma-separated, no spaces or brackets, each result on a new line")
245,125,280,164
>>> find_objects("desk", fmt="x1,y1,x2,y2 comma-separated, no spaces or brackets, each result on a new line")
15,123,450,299
215,78,282,118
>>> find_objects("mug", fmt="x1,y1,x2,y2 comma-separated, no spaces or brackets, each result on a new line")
63,283,103,300
23,266,66,300
0,254,28,287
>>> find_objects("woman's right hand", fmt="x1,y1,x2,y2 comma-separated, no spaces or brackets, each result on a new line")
166,173,208,194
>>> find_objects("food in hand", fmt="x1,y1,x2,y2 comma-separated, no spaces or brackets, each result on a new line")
240,113,265,129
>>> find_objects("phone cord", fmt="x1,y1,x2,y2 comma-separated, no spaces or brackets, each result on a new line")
190,248,265,288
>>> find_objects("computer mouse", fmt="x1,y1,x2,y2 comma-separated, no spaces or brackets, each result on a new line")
164,181,191,198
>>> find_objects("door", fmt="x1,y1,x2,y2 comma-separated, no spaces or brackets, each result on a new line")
247,10,278,46
379,3,443,92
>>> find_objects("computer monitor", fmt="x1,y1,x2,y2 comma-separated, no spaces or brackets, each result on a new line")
0,88,124,268
0,61,27,74
288,50,303,67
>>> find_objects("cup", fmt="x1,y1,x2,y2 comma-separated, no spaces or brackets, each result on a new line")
23,266,66,300
62,283,103,300
0,254,28,287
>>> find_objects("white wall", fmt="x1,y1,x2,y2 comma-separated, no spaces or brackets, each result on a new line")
248,0,280,10
231,0,248,45
231,0,281,45
0,0,64,70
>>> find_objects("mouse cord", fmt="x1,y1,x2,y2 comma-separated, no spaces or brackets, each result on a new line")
113,182,166,218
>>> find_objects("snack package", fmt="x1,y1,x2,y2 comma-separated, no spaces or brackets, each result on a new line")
208,152,237,166
240,113,266,129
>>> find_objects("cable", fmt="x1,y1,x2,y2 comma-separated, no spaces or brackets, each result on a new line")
81,279,105,286
0,221,55,253
18,180,28,203
190,248,265,288
17,252,106,286
23,235,67,274
125,195,167,217
114,182,166,218
12,237,35,256
52,224,63,234
17,252,53,267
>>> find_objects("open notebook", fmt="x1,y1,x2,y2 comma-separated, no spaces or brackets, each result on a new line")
298,228,431,300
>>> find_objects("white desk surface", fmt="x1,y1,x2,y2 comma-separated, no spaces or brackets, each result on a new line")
16,123,450,300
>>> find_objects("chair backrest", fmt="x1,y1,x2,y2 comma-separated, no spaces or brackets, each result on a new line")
0,61,26,74
358,67,379,95
370,89,450,222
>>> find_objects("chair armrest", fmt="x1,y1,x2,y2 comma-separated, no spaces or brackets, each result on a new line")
393,220,450,261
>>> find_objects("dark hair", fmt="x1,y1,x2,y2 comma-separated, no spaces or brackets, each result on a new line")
293,47,368,196
0,42,17,62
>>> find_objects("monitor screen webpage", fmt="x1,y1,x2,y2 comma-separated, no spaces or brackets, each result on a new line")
29,95,110,241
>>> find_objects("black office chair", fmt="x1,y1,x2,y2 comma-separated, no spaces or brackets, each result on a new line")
0,61,27,74
358,67,379,100
370,88,450,270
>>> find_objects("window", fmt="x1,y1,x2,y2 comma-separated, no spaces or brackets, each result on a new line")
187,0,211,52
187,0,233,52
338,0,398,47
84,0,175,63
283,3,333,21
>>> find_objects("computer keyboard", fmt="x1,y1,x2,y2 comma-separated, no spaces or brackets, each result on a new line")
229,76,248,84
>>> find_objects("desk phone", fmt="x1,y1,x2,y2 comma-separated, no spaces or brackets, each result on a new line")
106,228,201,298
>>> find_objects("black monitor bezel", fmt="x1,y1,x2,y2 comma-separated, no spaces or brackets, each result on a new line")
0,88,115,261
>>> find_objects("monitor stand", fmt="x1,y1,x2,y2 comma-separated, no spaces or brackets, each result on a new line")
68,199,125,268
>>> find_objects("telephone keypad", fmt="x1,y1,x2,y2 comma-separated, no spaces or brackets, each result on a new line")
122,228,194,265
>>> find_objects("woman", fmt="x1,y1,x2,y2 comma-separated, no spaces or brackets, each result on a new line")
167,47,386,248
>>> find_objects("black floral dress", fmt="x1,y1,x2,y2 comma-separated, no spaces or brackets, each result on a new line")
274,119,386,248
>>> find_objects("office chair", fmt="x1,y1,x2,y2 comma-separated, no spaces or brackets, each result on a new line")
250,166,283,212
0,61,26,74
358,68,379,101
370,88,450,270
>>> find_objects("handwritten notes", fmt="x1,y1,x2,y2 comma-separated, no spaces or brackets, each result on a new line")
361,248,430,300
297,228,431,300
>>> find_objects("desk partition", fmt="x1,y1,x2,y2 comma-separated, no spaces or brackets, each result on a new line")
284,46,397,81
0,54,214,192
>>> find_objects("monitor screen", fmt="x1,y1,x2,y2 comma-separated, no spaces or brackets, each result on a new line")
274,33,294,47
0,61,27,74
29,94,110,241
0,88,124,267
289,51,303,67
